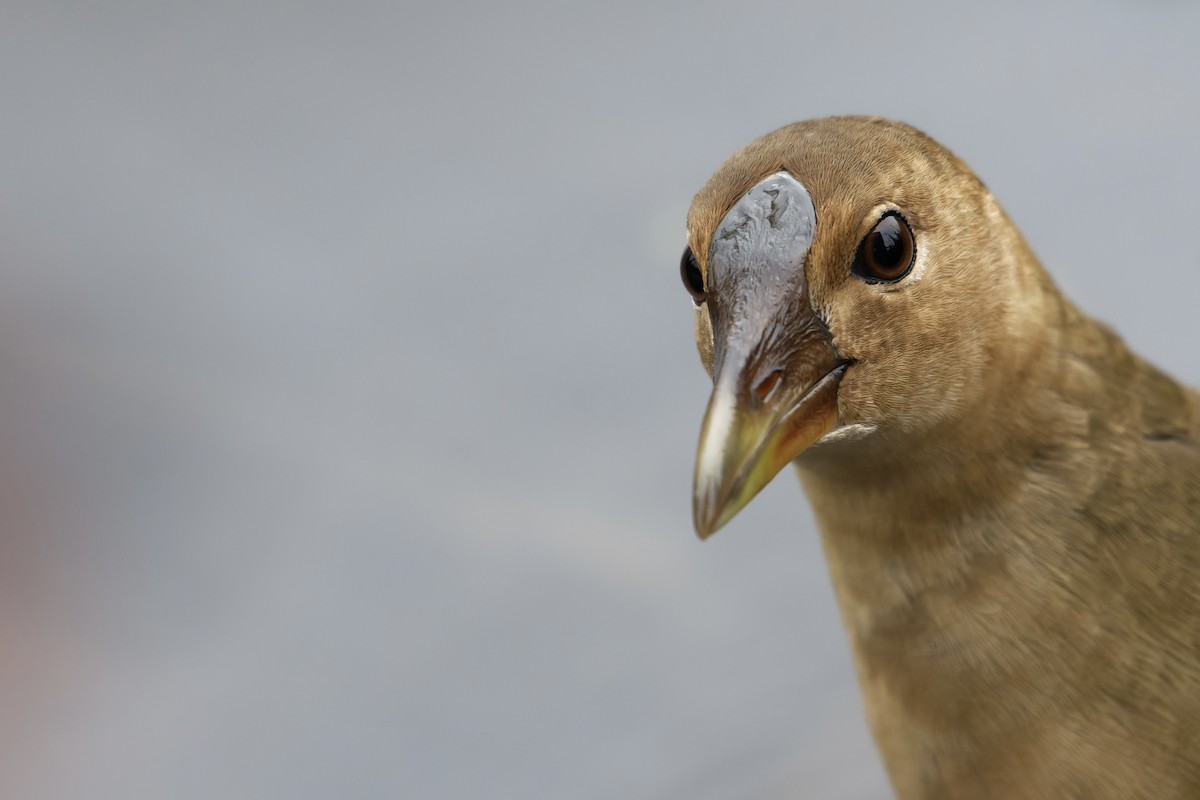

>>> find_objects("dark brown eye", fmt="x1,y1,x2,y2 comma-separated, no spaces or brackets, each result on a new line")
680,246,705,305
852,212,915,283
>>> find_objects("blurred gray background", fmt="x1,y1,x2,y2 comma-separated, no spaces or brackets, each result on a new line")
1,1,1198,798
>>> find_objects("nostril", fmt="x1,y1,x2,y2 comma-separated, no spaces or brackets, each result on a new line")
753,369,783,404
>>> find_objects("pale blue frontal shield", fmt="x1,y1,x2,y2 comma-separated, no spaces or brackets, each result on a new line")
707,171,817,370
711,172,815,273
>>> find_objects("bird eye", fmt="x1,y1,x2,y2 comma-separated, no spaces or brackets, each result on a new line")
852,211,915,283
680,246,706,305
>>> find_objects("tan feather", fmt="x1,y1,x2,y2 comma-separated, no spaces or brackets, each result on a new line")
685,116,1200,799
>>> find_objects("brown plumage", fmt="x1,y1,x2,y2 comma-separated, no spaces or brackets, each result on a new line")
682,116,1200,799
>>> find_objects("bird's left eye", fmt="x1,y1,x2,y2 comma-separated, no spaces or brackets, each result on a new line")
852,211,915,284
680,246,706,305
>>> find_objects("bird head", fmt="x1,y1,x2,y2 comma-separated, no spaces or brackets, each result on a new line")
685,116,1049,538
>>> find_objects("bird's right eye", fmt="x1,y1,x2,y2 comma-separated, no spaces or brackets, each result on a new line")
680,247,706,306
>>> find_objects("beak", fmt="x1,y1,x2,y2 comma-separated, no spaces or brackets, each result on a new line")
691,172,846,539
692,351,846,538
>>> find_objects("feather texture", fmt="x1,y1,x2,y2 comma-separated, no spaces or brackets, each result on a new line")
686,117,1200,799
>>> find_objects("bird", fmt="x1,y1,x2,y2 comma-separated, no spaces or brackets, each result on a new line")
679,116,1200,799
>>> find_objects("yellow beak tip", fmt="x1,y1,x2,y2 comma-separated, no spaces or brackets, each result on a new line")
692,491,741,540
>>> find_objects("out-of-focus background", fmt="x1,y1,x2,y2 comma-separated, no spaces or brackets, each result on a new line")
1,2,1198,798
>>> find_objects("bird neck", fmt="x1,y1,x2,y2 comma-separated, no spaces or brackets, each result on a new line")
790,284,1200,788
790,301,1200,798
795,282,1092,583
787,321,1086,788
